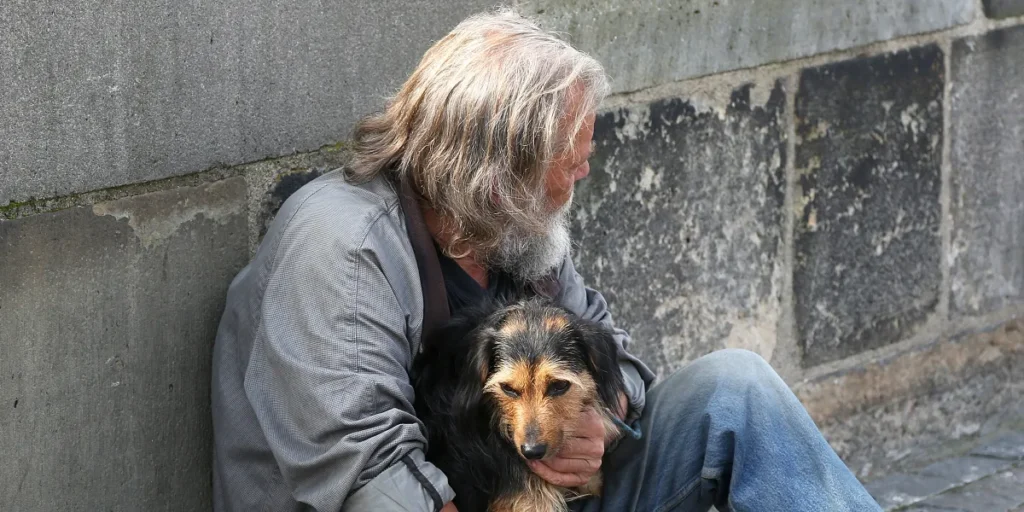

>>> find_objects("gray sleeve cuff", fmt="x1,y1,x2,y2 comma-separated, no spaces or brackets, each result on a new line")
620,360,647,422
342,450,455,512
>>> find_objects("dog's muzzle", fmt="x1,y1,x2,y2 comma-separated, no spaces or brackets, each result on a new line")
520,443,548,460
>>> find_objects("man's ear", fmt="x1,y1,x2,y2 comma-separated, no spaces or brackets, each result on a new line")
573,320,627,417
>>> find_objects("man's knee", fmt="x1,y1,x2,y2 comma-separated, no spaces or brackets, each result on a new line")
701,348,775,375
660,348,785,399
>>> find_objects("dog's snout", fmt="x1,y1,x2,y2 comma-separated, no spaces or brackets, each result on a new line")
520,443,548,460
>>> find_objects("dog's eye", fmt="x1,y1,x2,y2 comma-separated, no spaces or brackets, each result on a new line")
546,380,571,397
500,383,520,398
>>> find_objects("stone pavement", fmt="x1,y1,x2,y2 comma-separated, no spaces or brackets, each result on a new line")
864,430,1024,511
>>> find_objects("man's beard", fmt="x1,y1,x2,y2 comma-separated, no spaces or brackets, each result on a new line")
490,195,573,283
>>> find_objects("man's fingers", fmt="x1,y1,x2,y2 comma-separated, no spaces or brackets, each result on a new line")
556,435,605,459
527,460,591,488
566,407,606,439
540,454,600,475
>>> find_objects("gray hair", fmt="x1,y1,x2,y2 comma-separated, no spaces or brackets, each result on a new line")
347,7,609,260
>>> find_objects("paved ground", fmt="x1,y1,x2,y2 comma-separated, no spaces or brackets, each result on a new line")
864,429,1024,511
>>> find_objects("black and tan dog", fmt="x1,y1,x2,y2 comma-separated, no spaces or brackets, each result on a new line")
412,297,631,512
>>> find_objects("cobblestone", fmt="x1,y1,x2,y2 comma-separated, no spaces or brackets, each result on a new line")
918,467,1024,511
971,433,1024,461
866,429,1024,511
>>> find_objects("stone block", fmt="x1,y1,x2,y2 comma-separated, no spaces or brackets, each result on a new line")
983,0,1024,18
524,0,974,94
794,45,945,367
918,467,1024,511
919,456,1014,484
970,432,1024,460
949,26,1024,318
865,473,954,510
0,0,493,205
0,178,249,510
570,81,786,377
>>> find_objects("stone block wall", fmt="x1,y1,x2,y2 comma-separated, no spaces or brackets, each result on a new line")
2,0,1022,508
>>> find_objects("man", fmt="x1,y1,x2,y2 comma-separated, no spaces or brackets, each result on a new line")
211,9,882,512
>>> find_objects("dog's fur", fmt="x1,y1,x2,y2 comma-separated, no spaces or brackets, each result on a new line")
412,297,631,512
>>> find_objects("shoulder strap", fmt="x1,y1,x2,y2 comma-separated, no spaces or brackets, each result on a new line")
397,178,451,348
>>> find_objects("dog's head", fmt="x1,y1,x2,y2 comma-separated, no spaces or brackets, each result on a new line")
462,298,627,462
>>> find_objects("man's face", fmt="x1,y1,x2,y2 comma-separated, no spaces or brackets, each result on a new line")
489,111,596,282
544,112,596,211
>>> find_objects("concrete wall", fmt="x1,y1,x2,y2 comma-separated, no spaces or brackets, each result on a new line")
2,0,1023,508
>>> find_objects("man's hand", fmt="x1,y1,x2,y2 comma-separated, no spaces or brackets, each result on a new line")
527,406,607,488
441,501,458,512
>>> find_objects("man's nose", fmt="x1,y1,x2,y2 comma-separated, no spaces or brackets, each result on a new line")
574,161,590,181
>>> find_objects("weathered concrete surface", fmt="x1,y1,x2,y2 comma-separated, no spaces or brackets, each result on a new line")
794,45,945,367
570,81,786,378
0,0,492,206
522,0,974,94
797,319,1024,482
0,178,248,510
983,0,1024,18
949,26,1024,319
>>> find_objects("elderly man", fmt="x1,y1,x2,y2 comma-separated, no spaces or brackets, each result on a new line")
211,9,881,512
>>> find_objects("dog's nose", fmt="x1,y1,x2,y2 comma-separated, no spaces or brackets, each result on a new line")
520,443,548,460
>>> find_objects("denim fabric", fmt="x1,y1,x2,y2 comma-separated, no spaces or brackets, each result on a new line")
572,349,882,512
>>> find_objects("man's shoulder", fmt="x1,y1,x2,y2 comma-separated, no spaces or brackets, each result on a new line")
269,170,407,250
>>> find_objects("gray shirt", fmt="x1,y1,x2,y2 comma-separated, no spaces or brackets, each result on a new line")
211,170,655,512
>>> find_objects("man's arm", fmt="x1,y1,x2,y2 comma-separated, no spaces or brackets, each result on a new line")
243,204,453,512
553,254,656,423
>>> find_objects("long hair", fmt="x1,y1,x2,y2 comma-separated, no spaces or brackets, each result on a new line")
346,8,609,260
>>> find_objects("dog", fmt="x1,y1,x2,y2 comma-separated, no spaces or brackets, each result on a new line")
411,296,632,512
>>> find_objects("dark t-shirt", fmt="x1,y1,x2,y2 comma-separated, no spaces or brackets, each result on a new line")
434,244,524,314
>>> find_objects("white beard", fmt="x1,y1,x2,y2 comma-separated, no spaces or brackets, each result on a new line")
491,196,573,283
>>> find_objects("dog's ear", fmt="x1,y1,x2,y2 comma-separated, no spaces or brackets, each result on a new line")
450,325,501,421
469,326,502,385
573,320,628,418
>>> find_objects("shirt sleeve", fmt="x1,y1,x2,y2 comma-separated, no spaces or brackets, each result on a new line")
243,203,454,512
552,254,657,423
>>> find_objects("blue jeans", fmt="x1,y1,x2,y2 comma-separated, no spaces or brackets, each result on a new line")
572,349,882,512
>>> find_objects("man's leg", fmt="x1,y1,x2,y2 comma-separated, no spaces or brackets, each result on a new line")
575,348,881,512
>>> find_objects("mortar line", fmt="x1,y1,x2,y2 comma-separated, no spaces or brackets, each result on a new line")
777,72,802,381
939,37,954,336
0,144,348,220
974,0,987,19
244,173,261,258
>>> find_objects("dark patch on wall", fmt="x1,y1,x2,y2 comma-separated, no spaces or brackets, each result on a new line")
794,45,944,367
258,167,326,238
982,0,1024,19
571,81,786,377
